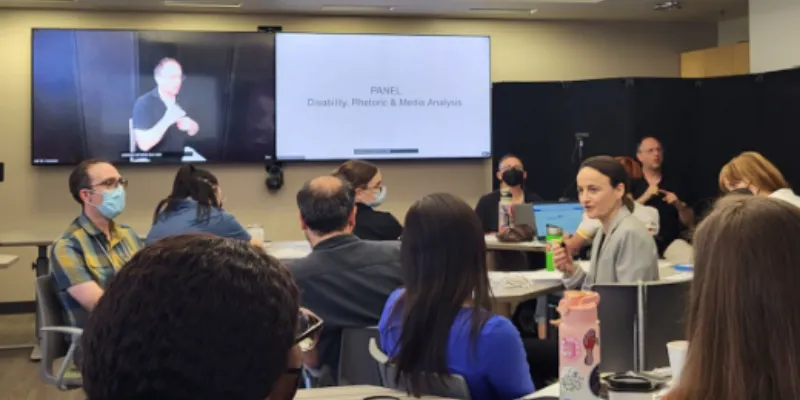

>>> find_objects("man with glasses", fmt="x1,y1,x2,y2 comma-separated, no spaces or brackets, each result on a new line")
51,159,143,334
132,57,200,159
633,137,695,255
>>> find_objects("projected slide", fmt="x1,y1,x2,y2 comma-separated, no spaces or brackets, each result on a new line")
275,33,491,161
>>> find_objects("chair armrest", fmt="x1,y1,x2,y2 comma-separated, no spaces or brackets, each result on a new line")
41,326,83,338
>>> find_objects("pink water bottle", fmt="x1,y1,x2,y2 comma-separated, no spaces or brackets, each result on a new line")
558,290,601,400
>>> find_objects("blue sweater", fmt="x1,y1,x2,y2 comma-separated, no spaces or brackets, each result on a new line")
379,289,535,400
146,200,251,245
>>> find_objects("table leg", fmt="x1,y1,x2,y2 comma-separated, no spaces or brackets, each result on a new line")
30,245,49,362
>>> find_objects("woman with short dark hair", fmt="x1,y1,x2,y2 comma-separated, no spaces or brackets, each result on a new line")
378,193,534,399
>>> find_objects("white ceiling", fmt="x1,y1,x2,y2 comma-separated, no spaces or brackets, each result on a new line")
0,0,748,22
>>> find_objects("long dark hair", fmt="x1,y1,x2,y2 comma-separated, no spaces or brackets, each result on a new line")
390,193,492,396
669,196,800,400
580,156,634,212
153,165,221,223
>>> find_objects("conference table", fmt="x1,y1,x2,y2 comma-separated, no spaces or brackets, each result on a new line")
267,240,557,316
0,231,681,363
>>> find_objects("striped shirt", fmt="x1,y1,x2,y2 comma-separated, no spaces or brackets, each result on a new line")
50,214,143,328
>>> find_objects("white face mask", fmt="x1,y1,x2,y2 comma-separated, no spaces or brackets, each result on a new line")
366,186,387,207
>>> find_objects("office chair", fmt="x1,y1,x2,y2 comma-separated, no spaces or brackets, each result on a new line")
368,338,472,400
338,326,383,386
642,278,691,371
593,283,640,374
36,275,82,390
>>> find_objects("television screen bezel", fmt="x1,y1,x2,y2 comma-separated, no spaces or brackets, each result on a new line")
30,27,277,167
273,31,492,163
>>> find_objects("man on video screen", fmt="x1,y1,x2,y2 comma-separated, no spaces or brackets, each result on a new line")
132,58,199,159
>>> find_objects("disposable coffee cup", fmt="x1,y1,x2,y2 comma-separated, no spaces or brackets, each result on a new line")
667,340,689,383
246,224,265,246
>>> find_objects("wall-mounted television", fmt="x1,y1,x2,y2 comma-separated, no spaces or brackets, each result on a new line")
275,33,491,161
31,29,276,165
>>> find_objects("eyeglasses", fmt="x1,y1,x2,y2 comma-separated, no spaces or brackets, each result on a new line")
295,308,323,353
88,177,128,190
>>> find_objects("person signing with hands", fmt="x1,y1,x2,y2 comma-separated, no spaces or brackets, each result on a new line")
633,137,694,255
132,58,199,158
553,156,659,290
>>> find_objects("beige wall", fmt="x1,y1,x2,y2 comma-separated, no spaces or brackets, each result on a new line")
750,0,800,73
0,9,715,302
718,16,748,46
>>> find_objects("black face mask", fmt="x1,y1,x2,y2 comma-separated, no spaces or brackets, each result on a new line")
501,168,524,187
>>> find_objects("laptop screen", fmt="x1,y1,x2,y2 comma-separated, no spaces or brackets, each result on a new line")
533,202,584,236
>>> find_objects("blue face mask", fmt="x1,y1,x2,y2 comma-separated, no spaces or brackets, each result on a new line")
93,186,126,220
367,186,387,207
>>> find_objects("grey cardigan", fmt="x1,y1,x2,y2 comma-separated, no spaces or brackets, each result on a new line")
564,207,659,290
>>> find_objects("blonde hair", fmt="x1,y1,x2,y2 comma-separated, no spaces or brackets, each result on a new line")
718,152,789,193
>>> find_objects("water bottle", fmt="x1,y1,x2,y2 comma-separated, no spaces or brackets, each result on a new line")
545,225,564,272
558,290,602,400
498,189,513,232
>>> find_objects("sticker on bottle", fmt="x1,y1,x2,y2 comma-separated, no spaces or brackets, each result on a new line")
560,366,583,392
561,336,582,362
583,329,599,366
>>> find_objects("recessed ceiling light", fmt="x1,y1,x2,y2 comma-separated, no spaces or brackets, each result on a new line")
320,5,393,12
164,0,242,8
654,1,682,11
469,8,538,15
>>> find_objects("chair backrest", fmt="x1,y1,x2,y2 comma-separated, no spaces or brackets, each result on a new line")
368,338,472,400
642,278,691,370
338,326,382,386
593,283,639,373
36,275,69,380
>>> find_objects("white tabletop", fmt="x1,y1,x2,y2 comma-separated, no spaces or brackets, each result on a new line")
485,235,547,252
0,254,19,269
294,385,453,399
521,382,559,399
0,232,59,247
266,240,312,260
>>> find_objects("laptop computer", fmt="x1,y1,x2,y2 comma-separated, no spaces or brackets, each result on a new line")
532,202,584,239
511,203,538,235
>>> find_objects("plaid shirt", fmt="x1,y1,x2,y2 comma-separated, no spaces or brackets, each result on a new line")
50,214,143,328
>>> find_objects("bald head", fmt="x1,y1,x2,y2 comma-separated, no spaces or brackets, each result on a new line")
309,175,345,194
296,175,356,234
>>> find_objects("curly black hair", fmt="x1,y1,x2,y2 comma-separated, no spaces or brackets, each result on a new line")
82,234,300,400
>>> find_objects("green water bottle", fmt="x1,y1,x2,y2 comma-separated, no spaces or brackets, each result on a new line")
545,224,564,272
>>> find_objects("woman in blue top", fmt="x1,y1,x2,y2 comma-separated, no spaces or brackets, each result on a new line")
146,165,252,245
378,193,535,400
